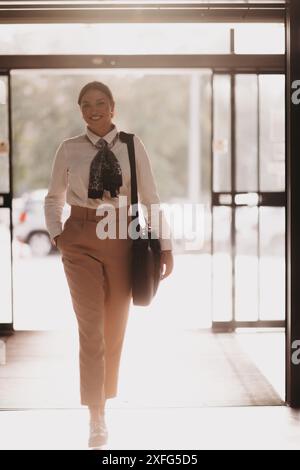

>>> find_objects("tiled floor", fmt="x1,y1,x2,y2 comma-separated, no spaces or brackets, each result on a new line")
1,406,300,450
0,295,289,449
0,329,284,408
0,328,294,450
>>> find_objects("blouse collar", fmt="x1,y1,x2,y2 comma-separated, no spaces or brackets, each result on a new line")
86,123,118,146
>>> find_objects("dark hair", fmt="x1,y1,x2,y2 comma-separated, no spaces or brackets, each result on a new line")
77,81,115,107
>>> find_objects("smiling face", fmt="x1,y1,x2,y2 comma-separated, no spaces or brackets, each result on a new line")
80,88,115,136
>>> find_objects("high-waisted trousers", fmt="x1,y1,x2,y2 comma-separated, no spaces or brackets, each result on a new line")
57,204,133,406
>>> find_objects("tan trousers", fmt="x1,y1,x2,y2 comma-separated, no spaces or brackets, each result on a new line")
57,204,133,406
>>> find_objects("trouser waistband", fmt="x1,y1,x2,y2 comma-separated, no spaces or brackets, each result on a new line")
70,204,131,221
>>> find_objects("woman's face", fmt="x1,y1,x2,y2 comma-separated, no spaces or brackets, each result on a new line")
80,88,115,134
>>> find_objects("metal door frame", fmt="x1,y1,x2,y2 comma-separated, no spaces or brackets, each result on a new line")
211,71,286,332
0,2,287,24
0,70,14,334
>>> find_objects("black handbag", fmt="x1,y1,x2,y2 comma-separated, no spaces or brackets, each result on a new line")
119,131,162,306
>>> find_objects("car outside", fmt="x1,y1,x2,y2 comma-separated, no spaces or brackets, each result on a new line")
14,189,70,257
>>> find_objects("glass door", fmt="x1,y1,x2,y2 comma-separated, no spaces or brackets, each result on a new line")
0,72,13,332
212,73,285,331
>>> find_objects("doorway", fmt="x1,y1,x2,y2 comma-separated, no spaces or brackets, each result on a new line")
0,64,286,407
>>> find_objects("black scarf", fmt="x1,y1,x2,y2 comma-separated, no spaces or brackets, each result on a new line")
87,132,122,199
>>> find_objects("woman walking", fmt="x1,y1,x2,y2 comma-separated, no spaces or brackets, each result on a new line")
44,81,174,448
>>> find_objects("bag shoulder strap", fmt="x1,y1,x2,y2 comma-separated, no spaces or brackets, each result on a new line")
119,131,139,218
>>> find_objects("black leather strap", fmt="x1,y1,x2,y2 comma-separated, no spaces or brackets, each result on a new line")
119,131,140,225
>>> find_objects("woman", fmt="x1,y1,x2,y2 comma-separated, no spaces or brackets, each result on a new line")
44,81,174,448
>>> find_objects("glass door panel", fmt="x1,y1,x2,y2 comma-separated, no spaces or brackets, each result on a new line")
236,74,258,192
235,206,259,322
212,74,231,193
212,72,285,329
259,75,285,192
212,206,232,322
259,206,285,321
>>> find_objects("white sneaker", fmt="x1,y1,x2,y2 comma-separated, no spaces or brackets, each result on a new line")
88,416,108,448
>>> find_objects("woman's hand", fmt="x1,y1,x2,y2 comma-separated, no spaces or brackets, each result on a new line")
160,250,174,280
52,235,60,247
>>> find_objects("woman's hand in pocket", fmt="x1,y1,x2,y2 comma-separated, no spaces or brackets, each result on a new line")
53,234,60,248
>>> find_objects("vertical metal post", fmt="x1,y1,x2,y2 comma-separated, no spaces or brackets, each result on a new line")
231,73,236,325
0,70,14,334
286,0,300,407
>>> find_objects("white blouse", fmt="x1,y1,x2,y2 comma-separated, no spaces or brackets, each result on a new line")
44,123,173,251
